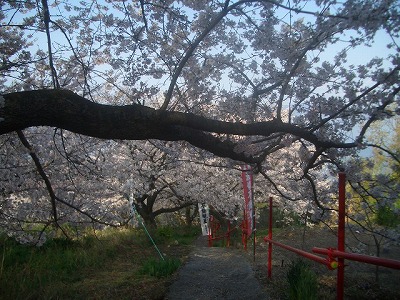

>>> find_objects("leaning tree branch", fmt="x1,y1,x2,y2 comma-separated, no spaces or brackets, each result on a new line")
0,89,358,164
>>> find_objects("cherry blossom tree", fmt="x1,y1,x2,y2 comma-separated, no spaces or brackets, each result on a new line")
0,127,134,242
103,139,243,227
0,0,399,240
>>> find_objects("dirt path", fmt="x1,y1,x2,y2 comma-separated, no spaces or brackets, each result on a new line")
165,236,268,300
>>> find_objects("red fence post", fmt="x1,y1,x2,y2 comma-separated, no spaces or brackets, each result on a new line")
208,215,214,247
268,196,273,279
241,209,248,250
337,172,346,300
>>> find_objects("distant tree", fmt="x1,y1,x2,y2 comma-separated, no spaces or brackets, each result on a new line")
111,140,243,227
344,117,400,283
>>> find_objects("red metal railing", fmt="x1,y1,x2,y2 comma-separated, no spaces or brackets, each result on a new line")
264,172,400,300
207,216,236,247
312,247,400,269
264,237,338,270
207,211,255,256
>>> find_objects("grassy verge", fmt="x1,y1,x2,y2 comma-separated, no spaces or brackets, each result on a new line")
287,259,318,300
0,226,199,299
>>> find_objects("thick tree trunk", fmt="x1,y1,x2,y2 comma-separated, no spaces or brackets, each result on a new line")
135,203,158,228
141,214,158,228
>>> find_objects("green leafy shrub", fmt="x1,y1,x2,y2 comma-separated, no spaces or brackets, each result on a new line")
287,259,318,300
156,226,174,238
376,205,400,227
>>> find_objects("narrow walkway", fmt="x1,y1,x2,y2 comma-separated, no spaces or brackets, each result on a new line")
165,236,268,300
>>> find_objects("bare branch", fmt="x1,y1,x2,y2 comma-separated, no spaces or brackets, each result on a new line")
16,130,60,228
41,0,60,89
160,0,260,110
313,65,400,132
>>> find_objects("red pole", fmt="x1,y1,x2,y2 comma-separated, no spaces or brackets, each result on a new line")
208,215,214,247
268,196,273,279
337,172,346,300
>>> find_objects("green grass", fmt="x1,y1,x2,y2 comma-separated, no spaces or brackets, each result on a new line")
0,231,121,298
287,259,318,300
138,257,181,278
0,226,199,299
154,225,200,245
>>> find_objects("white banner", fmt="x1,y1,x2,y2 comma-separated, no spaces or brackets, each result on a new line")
198,203,210,236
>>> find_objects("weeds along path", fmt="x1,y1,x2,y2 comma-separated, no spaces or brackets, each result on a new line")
166,236,268,300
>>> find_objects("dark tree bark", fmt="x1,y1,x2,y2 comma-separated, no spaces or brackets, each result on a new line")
0,89,356,163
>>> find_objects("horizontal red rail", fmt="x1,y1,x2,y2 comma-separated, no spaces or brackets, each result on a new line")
264,237,337,270
313,247,400,270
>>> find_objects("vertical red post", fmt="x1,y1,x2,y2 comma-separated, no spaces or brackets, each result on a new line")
337,172,346,300
268,196,273,279
242,209,248,250
208,215,214,247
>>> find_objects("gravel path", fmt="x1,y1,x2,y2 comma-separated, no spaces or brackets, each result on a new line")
165,236,268,300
